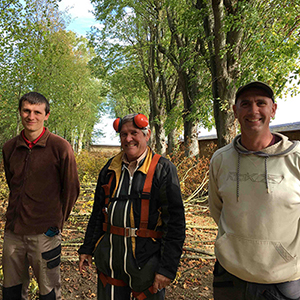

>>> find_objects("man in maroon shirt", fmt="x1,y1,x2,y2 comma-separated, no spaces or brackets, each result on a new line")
2,92,80,300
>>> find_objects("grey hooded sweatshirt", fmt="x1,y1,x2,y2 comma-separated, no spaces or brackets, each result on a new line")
209,133,300,284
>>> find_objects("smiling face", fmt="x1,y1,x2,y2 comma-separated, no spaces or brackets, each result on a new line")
120,121,150,162
233,88,277,138
19,101,50,140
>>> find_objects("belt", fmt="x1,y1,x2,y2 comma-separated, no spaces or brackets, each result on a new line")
103,223,163,239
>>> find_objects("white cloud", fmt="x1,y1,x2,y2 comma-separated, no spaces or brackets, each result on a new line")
58,0,97,36
59,0,94,19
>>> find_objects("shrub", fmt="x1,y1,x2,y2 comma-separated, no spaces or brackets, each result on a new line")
75,150,118,185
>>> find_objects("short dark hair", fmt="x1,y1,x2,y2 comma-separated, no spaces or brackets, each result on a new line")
19,92,50,115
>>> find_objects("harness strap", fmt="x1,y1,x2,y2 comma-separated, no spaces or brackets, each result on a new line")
102,173,114,223
132,286,155,300
103,223,163,238
139,154,161,230
99,271,155,300
99,271,127,288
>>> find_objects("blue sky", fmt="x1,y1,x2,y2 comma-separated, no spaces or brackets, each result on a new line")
58,0,97,37
58,0,300,144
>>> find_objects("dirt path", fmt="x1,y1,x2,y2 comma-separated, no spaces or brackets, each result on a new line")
0,185,216,299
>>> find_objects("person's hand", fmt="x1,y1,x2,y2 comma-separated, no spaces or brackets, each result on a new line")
152,273,172,293
79,254,93,274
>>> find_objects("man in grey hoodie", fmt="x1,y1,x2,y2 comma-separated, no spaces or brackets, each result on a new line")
209,81,300,300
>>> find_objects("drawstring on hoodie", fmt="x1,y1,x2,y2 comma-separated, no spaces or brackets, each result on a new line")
265,156,270,194
237,153,240,201
234,135,298,202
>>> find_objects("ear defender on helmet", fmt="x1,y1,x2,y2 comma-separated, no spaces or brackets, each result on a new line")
133,113,148,129
113,114,149,133
113,117,122,133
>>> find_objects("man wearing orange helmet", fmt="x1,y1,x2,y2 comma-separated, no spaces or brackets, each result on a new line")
78,113,185,300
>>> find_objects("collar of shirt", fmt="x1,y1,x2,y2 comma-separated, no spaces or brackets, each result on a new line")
21,127,46,149
238,133,281,150
122,148,148,176
267,133,281,147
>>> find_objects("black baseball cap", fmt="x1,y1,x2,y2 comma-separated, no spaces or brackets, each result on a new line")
235,81,274,103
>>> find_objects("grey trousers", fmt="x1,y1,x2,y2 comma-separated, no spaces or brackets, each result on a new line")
2,230,62,300
213,260,300,300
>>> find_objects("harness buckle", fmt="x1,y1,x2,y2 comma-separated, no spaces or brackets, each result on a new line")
125,227,137,237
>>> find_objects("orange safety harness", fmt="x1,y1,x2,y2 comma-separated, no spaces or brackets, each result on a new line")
99,271,155,300
102,153,162,239
100,153,162,299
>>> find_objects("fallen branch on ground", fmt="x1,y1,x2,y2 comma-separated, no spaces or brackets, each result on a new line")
183,247,214,256
186,224,217,230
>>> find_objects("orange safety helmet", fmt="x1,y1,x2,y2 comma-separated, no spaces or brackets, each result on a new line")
113,114,149,133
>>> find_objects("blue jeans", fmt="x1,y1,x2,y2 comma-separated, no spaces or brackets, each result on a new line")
213,260,300,300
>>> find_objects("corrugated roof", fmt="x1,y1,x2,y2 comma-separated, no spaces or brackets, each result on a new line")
198,121,300,140
270,121,300,132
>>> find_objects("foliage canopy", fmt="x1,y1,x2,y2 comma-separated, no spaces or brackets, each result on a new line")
0,0,105,151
